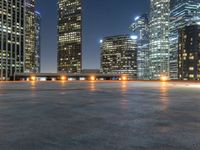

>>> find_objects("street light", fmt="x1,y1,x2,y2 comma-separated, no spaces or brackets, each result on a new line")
30,76,36,81
121,75,128,81
160,75,168,81
61,76,66,81
90,76,96,81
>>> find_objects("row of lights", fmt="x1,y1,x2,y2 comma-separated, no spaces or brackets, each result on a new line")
29,75,129,81
28,75,168,82
60,75,128,81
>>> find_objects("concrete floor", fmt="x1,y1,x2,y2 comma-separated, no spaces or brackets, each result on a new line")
0,81,199,150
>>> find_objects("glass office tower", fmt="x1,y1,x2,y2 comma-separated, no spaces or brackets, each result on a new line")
58,0,82,73
170,0,200,79
0,0,25,80
25,0,37,73
130,14,149,80
149,0,170,80
100,35,137,79
35,11,41,73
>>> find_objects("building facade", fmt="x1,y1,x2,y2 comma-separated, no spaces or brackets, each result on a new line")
178,25,200,80
130,14,149,80
58,0,82,73
100,35,137,79
170,0,200,80
35,11,41,73
0,0,25,80
25,0,38,73
149,0,170,80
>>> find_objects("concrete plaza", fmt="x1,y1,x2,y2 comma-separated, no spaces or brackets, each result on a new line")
0,81,199,150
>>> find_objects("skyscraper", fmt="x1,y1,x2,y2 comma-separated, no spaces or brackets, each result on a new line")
35,11,41,73
100,35,137,79
170,0,200,79
0,0,25,80
130,14,149,80
25,0,37,73
149,0,170,80
58,0,82,73
178,25,200,80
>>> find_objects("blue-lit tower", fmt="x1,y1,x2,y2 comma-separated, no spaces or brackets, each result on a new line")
130,14,149,80
149,0,170,80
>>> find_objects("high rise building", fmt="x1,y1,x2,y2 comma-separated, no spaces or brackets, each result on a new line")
149,0,170,80
100,35,137,79
58,0,82,73
35,11,41,73
130,14,149,80
0,0,25,80
170,0,200,80
178,25,200,80
25,0,37,73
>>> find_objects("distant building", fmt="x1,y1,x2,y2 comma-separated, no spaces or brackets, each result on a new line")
178,25,200,80
35,11,41,73
0,0,25,80
57,0,82,73
149,0,170,80
170,0,200,80
25,0,37,73
130,14,149,80
81,69,100,74
100,35,137,79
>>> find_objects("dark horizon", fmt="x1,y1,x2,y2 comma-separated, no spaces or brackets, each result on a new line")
36,0,150,73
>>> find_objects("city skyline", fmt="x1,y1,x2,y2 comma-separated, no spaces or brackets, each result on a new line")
1,1,200,149
1,0,199,81
36,0,150,73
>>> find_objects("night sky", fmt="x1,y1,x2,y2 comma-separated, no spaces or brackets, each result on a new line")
36,0,150,73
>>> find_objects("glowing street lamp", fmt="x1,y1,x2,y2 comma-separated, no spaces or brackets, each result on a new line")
121,75,128,81
30,76,36,81
90,76,96,81
160,75,168,81
61,76,66,81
